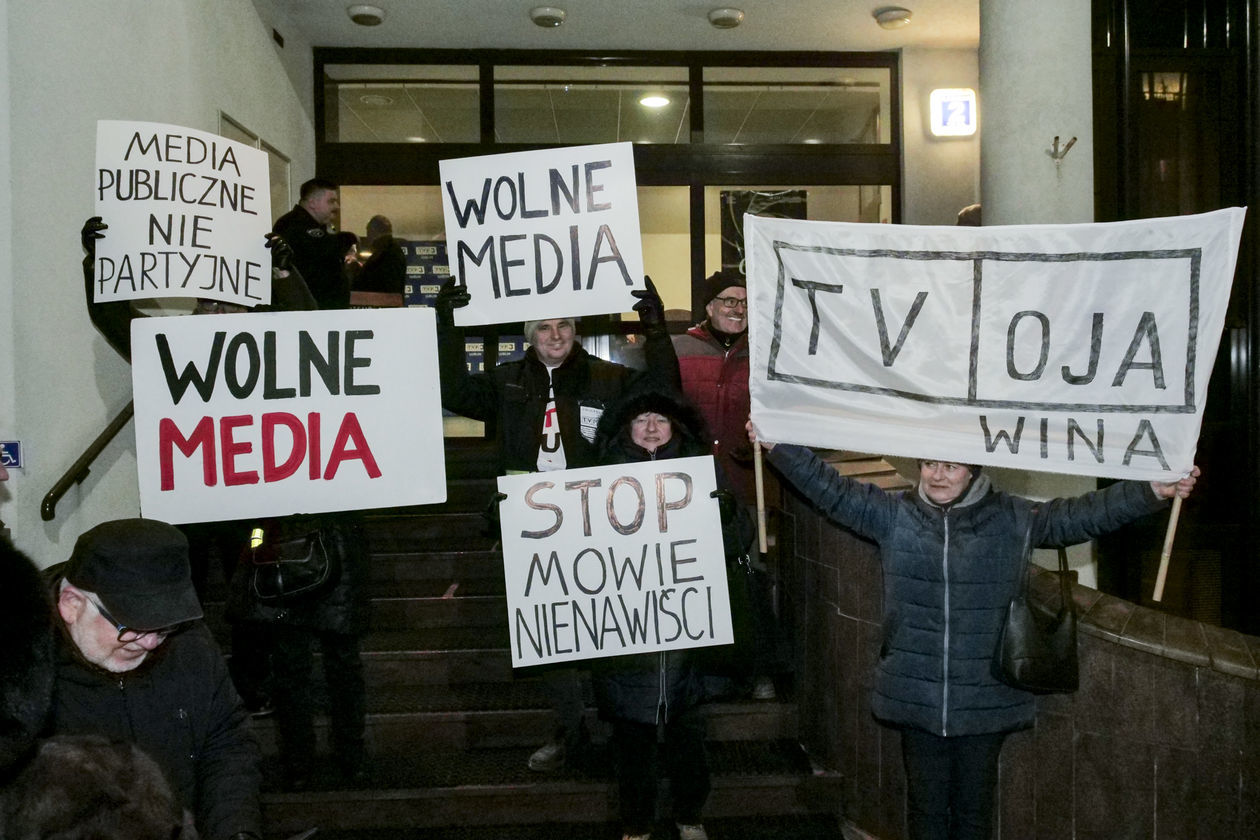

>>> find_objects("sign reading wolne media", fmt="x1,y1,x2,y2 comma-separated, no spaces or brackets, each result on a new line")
439,142,645,326
94,120,272,307
745,209,1246,481
130,308,447,523
498,456,733,668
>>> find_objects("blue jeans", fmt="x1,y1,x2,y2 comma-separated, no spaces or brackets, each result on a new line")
900,729,1007,840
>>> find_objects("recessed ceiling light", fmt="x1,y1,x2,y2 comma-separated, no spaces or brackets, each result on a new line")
359,94,394,106
405,136,426,143
347,4,385,26
639,94,670,108
873,6,912,29
708,8,745,29
530,6,566,27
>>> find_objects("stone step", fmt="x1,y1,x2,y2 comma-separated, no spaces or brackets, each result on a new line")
265,813,846,840
260,741,841,834
249,692,798,753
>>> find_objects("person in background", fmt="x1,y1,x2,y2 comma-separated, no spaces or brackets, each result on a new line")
0,535,56,784
434,276,679,773
591,387,752,840
272,177,348,309
751,425,1198,840
46,518,261,840
956,203,982,226
673,267,785,700
355,214,406,297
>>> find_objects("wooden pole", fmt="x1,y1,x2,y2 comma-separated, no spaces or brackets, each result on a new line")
1152,495,1183,603
753,439,769,553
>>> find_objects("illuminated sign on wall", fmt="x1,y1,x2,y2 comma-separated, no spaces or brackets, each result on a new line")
929,88,978,137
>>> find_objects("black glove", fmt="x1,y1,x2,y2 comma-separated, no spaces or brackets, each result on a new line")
265,233,294,272
434,278,471,324
631,275,665,331
81,216,107,255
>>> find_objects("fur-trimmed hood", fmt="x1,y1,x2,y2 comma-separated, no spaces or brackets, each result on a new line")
594,388,711,464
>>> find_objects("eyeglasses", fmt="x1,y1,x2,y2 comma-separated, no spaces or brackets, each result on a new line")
714,296,747,310
88,597,188,643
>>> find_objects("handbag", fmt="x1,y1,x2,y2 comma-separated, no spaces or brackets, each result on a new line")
993,520,1079,694
247,524,341,604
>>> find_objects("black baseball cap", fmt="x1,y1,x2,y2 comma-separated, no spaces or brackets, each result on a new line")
64,519,202,631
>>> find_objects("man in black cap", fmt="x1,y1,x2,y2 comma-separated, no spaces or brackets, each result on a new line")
47,518,261,840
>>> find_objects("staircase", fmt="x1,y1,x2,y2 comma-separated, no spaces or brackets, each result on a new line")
210,476,845,840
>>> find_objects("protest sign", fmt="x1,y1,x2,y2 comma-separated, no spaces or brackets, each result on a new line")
94,120,271,307
439,142,644,325
130,307,446,523
746,209,1245,481
497,456,732,668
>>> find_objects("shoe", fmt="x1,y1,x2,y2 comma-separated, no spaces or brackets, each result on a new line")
676,824,708,840
527,738,565,772
751,676,777,701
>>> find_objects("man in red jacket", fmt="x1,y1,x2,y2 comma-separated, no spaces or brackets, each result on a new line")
673,268,784,700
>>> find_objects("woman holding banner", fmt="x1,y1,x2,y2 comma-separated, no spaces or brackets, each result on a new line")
592,388,752,840
750,427,1197,840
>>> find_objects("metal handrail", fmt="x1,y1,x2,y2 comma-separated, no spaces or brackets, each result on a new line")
41,400,134,522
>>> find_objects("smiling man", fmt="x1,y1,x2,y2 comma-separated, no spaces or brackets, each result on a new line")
47,519,261,840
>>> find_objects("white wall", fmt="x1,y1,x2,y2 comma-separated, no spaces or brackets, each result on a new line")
2,0,314,566
901,47,981,226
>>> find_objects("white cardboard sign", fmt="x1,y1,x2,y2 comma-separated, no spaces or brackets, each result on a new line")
746,209,1245,481
131,308,446,523
439,142,644,325
94,120,272,307
497,456,733,668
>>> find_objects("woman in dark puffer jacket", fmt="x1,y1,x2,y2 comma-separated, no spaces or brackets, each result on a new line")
591,389,750,840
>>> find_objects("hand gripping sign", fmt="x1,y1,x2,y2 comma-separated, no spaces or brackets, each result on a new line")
497,456,733,668
94,120,272,307
745,209,1244,483
439,142,645,326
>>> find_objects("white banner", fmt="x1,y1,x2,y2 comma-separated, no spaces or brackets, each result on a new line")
94,120,272,307
497,456,733,668
131,308,446,523
746,209,1245,481
439,142,644,326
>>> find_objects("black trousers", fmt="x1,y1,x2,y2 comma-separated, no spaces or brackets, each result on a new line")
271,625,366,769
612,707,710,835
901,729,1007,840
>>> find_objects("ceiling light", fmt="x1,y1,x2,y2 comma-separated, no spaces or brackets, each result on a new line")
347,4,385,26
529,6,566,27
708,8,745,29
873,6,913,29
359,94,394,106
639,94,670,108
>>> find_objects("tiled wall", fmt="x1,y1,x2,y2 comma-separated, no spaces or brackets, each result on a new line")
779,494,1260,840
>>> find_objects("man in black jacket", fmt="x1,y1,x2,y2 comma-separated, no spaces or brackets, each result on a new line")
47,519,261,840
272,177,347,309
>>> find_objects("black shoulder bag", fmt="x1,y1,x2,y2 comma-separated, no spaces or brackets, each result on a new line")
247,522,341,604
994,519,1079,694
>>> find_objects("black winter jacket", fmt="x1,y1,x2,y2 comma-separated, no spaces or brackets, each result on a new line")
768,444,1168,737
588,389,748,725
437,322,681,474
47,612,261,840
272,204,349,309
